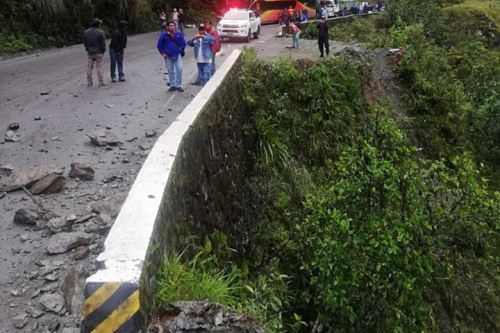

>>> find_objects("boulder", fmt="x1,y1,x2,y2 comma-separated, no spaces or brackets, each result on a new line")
13,208,41,226
0,166,62,192
31,173,66,194
13,312,28,329
68,163,95,181
62,267,85,315
39,293,65,314
7,122,20,131
87,130,122,147
46,232,92,254
149,301,264,333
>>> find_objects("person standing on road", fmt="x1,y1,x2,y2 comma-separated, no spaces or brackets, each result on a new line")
109,20,128,82
160,11,167,28
317,17,329,57
187,24,215,86
170,8,179,29
287,6,294,19
84,18,106,87
286,22,301,49
178,8,185,35
157,21,186,92
320,3,328,19
205,21,221,77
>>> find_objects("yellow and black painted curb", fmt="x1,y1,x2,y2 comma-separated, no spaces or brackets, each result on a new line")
81,282,142,333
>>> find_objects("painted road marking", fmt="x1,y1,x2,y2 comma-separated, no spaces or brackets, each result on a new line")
81,282,141,333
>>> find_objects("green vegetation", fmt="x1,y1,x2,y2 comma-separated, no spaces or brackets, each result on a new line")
0,0,218,55
154,1,499,331
155,252,237,306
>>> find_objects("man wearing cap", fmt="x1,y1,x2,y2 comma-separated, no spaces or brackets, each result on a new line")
157,21,187,92
109,20,129,82
187,24,215,86
84,18,106,87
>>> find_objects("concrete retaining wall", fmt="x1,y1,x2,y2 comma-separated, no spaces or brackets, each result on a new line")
80,49,253,333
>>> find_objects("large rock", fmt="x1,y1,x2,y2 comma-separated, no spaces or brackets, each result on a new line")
68,163,95,181
62,267,85,315
13,209,41,226
31,173,66,194
87,130,122,147
0,166,62,192
39,293,65,314
4,130,20,142
149,301,264,333
46,232,92,254
13,312,28,329
90,193,127,218
7,122,20,131
47,216,73,233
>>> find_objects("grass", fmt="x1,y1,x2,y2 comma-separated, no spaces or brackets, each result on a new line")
0,34,33,55
154,252,238,307
459,0,500,27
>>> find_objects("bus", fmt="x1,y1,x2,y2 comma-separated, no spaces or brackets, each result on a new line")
250,0,318,24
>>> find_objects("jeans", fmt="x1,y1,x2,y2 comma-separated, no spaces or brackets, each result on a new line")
292,31,301,48
110,48,124,79
197,63,211,86
87,54,104,85
211,53,216,76
165,56,183,88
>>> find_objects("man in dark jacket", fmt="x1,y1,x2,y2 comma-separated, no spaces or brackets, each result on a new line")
84,18,106,87
109,20,128,82
157,21,186,92
317,17,329,57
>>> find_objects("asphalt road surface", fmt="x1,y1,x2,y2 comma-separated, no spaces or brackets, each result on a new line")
0,26,278,332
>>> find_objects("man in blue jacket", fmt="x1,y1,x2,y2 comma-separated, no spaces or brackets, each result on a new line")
187,24,215,86
157,21,186,92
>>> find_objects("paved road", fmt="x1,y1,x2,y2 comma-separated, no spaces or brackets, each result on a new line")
0,26,277,332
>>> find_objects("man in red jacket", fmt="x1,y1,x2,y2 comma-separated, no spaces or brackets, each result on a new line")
206,21,221,76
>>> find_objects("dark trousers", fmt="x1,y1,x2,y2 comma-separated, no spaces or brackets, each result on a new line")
110,48,124,79
318,37,329,56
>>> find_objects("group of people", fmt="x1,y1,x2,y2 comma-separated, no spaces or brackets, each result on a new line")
156,20,221,92
279,7,309,25
84,18,128,87
160,8,185,34
83,12,221,93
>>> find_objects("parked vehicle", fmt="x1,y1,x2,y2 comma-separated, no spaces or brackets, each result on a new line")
250,0,316,24
217,9,261,42
319,0,340,18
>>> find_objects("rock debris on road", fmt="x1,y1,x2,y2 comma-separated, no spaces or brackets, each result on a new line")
0,26,279,332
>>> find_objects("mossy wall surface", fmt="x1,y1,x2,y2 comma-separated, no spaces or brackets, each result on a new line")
140,55,256,319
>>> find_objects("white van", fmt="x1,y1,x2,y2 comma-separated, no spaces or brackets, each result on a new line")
318,0,340,17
